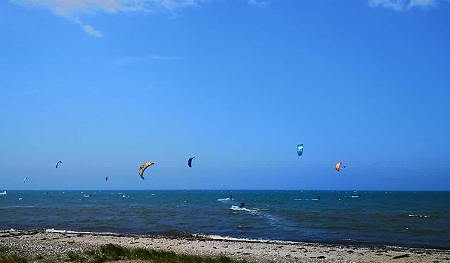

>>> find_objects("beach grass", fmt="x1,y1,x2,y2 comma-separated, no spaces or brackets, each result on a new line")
2,231,450,263
0,245,27,263
1,243,251,263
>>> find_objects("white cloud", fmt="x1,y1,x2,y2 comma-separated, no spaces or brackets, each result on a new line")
71,17,103,38
368,0,446,11
368,0,406,11
10,0,274,37
114,54,182,66
10,0,202,37
408,0,437,8
82,24,102,38
247,0,270,8
10,0,200,16
25,89,39,95
11,0,276,37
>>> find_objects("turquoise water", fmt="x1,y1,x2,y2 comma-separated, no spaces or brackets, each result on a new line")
1,190,449,248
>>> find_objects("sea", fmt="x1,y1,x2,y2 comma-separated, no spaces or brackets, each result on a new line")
1,190,449,249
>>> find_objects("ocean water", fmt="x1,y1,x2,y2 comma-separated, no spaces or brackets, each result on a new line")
1,190,449,248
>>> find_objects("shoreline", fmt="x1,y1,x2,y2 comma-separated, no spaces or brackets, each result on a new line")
1,229,449,263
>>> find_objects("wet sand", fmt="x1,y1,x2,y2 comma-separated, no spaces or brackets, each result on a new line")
1,229,449,262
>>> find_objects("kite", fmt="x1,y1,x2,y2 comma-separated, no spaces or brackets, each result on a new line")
105,176,108,181
23,177,28,183
188,157,195,168
335,162,346,171
56,161,62,168
297,144,304,156
138,161,154,180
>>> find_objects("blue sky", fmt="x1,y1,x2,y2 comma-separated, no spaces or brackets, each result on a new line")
1,0,449,191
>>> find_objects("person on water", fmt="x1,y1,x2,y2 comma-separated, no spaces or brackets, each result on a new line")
230,195,233,200
239,202,245,208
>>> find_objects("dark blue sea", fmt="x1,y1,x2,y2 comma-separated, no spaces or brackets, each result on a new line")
1,190,449,248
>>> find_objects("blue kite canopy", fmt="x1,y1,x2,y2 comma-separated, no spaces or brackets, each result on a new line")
188,157,195,168
56,161,62,168
297,144,304,156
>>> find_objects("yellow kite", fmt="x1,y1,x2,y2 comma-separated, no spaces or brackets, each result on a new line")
138,161,154,180
335,162,346,172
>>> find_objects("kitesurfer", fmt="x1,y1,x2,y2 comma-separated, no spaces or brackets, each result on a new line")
239,202,245,208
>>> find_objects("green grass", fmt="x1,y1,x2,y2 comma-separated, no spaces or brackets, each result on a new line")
74,243,250,263
0,245,28,263
2,244,252,263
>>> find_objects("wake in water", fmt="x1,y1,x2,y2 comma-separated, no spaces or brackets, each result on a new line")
408,214,430,218
229,205,282,229
0,191,6,195
230,205,258,212
217,198,233,202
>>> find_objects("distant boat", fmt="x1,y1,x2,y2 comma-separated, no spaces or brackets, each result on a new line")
0,191,6,195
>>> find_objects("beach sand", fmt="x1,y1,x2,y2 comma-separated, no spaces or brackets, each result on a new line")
1,229,449,262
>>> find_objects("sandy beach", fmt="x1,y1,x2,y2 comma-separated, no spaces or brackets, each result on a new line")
1,229,449,262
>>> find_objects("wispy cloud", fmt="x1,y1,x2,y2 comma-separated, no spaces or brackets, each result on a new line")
10,0,274,37
10,0,203,37
82,24,102,38
25,89,40,95
247,0,270,8
10,0,200,15
114,54,183,66
368,0,447,11
70,17,102,38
